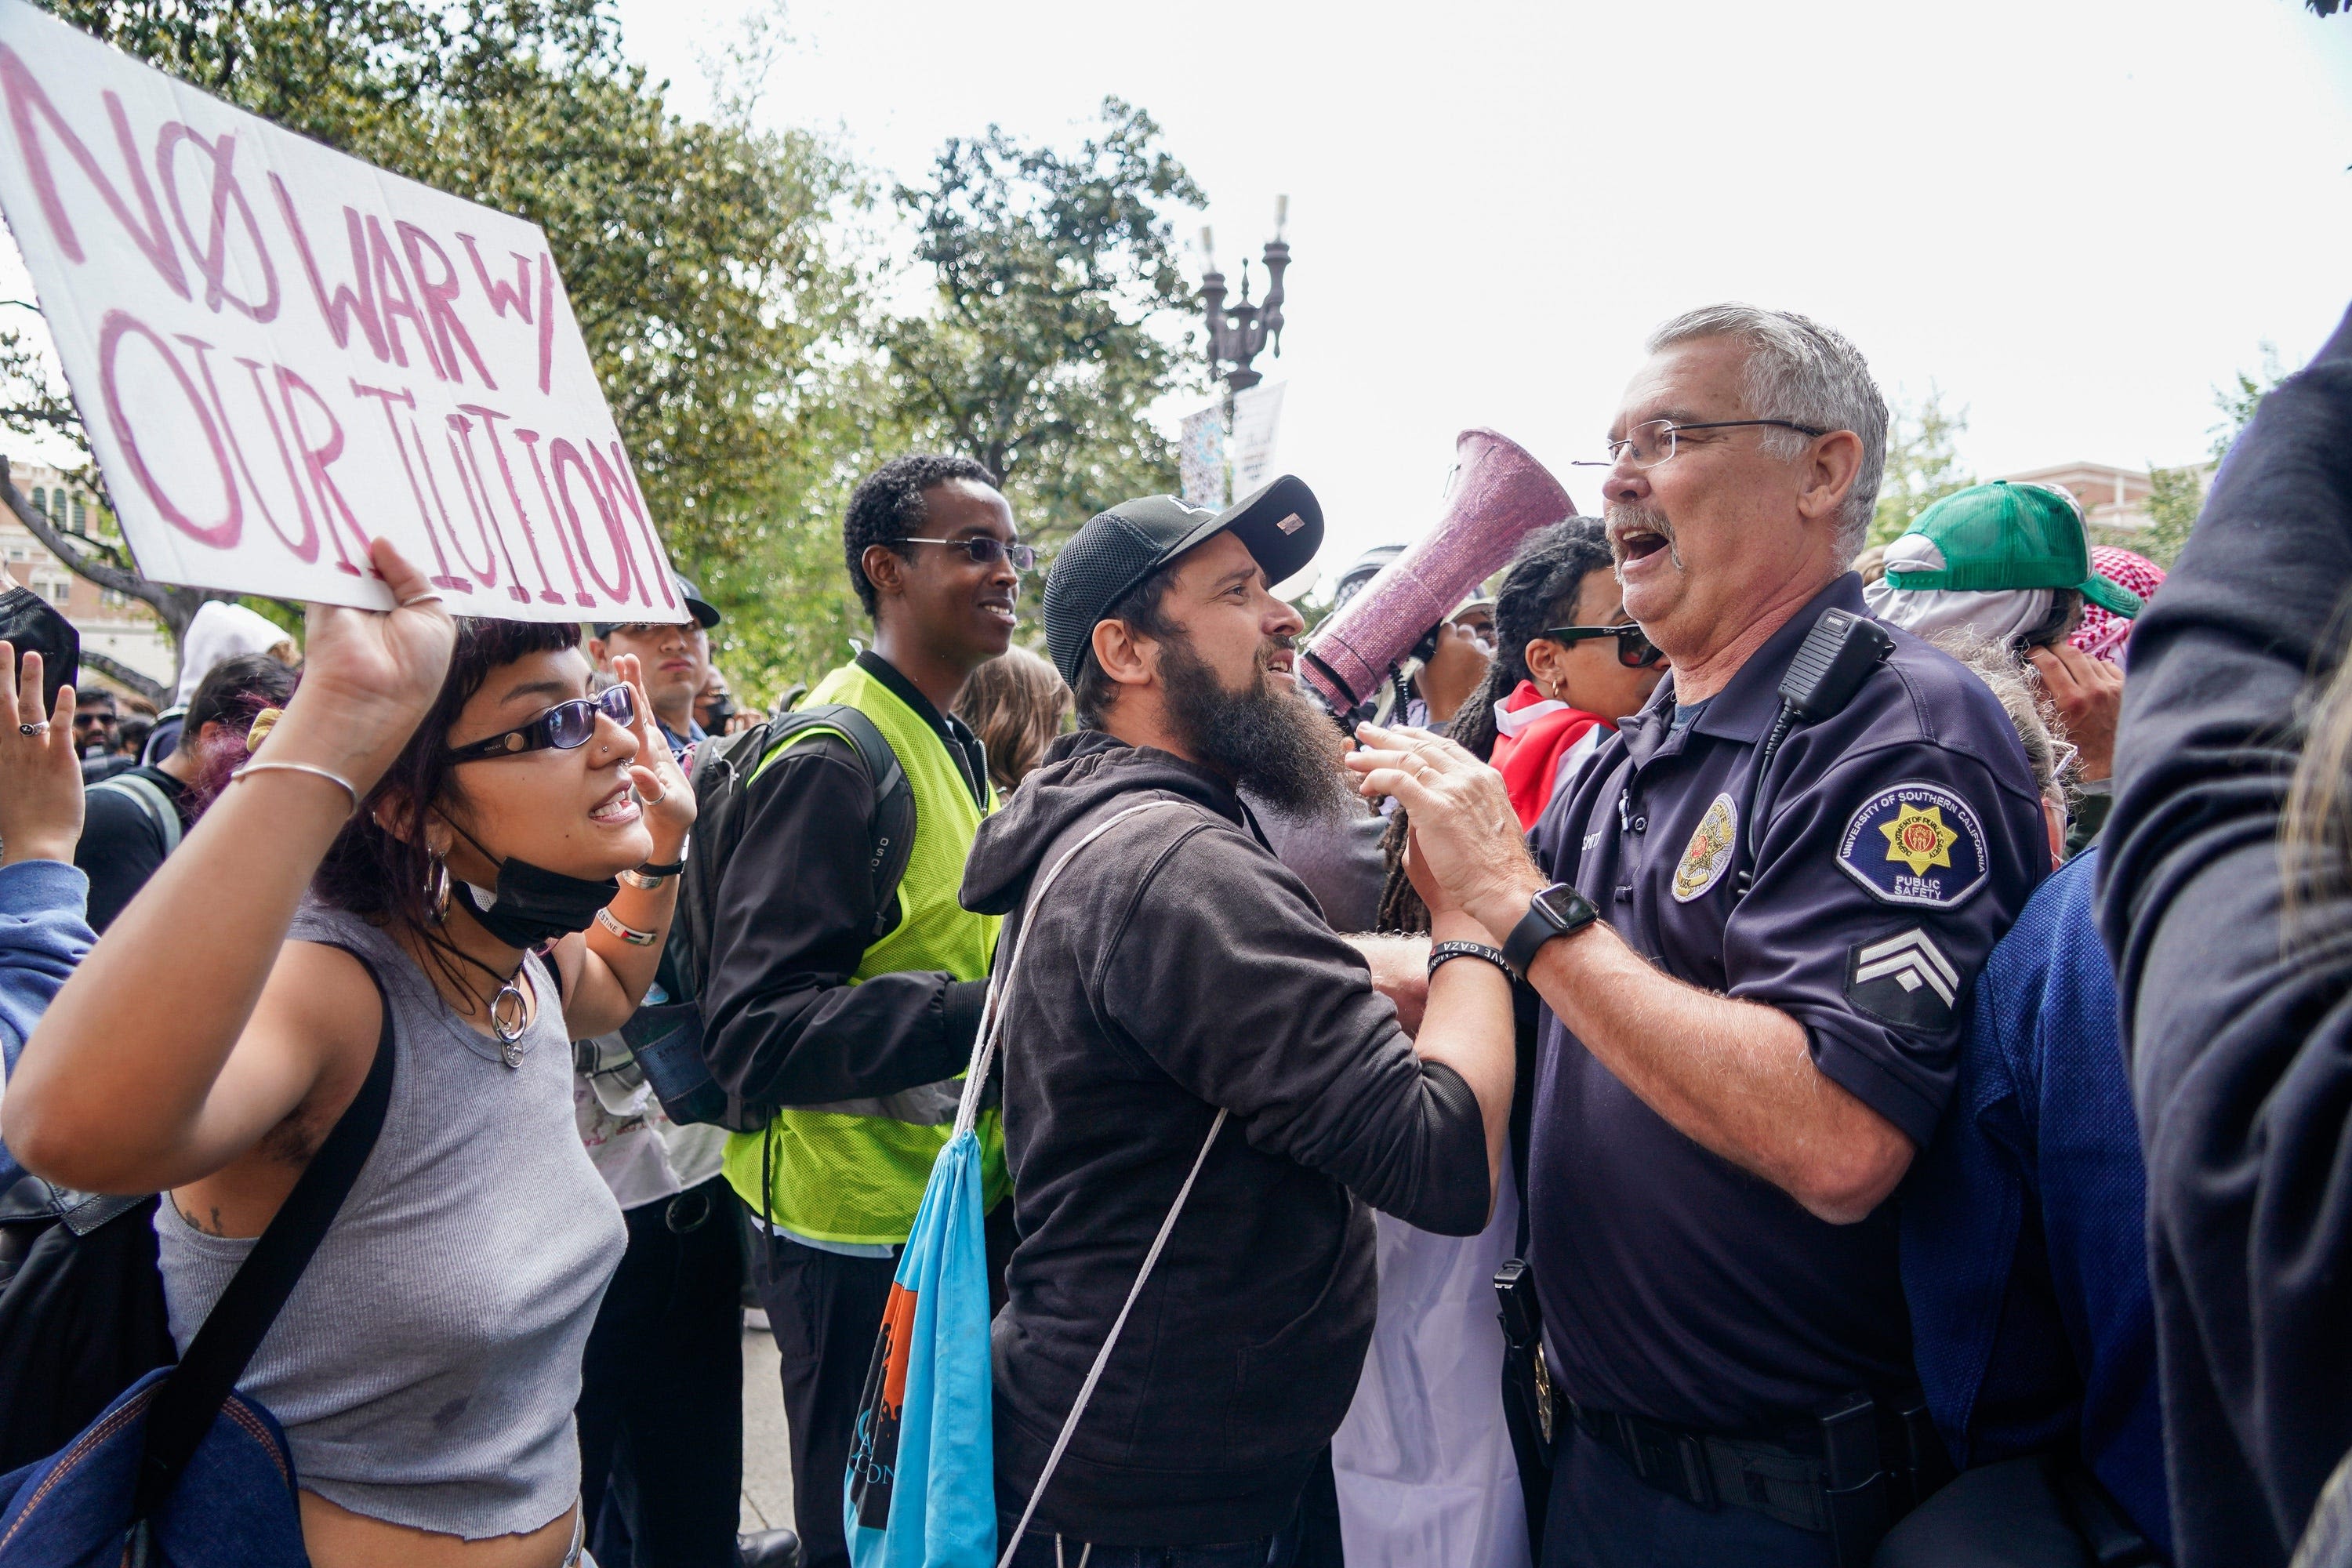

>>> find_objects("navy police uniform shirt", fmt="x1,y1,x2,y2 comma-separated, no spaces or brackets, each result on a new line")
1525,573,2047,1436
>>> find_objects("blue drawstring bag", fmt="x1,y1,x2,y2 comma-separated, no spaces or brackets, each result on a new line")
843,1121,996,1568
845,803,1226,1568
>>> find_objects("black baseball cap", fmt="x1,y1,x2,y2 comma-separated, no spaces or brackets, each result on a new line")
1044,476,1324,685
594,572,720,635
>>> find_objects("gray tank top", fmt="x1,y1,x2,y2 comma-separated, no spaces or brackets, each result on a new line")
154,903,627,1540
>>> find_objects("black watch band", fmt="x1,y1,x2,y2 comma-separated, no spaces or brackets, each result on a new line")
1428,940,1512,980
1503,882,1599,978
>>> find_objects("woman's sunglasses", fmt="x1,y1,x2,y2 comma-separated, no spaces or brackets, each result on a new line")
1541,623,1663,670
448,684,635,763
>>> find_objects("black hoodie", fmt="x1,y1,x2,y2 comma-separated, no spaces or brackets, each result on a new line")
961,731,1490,1544
2099,300,2352,1568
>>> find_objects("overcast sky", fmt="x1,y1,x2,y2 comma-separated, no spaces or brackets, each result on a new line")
617,0,2352,581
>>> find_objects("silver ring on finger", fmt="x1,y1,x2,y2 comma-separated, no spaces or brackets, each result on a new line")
637,784,667,806
18,721,46,736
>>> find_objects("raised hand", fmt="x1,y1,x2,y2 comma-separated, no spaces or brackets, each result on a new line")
608,652,697,859
0,644,82,867
1346,720,1543,939
273,539,457,795
2027,641,2123,784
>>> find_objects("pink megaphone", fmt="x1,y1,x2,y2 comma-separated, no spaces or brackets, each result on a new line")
1300,428,1577,713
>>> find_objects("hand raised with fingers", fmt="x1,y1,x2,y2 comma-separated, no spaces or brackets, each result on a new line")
1346,720,1543,937
276,539,458,793
0,643,83,866
608,652,696,858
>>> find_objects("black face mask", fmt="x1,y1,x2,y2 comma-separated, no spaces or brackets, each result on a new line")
445,822,617,949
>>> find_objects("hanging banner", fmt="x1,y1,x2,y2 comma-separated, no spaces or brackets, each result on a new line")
0,0,686,621
1178,404,1225,510
1229,381,1285,494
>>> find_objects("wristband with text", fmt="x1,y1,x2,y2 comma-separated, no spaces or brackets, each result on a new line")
1428,940,1513,981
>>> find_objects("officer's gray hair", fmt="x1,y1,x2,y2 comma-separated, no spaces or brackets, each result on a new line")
1646,304,1889,561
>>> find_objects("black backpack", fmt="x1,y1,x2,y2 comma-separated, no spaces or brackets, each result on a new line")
620,703,914,1132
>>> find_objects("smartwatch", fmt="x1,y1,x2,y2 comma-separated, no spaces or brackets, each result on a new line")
1502,882,1599,978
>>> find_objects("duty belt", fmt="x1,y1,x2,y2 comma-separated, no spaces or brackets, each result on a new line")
1567,1389,1947,1564
1570,1399,1835,1533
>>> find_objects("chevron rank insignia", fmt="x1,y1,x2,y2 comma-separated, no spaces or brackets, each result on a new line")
1835,782,1988,908
1845,928,1962,1030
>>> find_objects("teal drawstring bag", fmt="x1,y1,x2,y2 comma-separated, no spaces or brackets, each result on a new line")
845,802,1225,1568
842,1119,994,1568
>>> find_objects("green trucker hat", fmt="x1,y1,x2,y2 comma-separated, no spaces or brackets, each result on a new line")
1882,481,2143,618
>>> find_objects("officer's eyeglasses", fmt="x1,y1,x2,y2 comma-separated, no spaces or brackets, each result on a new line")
898,537,1037,572
1542,623,1664,670
1570,419,1828,472
448,684,635,762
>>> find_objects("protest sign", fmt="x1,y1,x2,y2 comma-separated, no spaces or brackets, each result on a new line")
0,0,686,622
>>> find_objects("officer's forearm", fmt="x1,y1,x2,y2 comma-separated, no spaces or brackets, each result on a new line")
1525,924,1915,1224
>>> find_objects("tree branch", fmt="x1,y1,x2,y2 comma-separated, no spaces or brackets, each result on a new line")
74,648,168,705
1,459,212,646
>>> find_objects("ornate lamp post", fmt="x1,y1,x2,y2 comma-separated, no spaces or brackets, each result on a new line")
1200,195,1290,402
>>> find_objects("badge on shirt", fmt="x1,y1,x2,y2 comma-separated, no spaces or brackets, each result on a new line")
1671,793,1739,902
1835,782,1987,908
1845,927,1961,1031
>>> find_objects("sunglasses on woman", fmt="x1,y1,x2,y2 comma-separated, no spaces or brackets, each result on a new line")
1542,623,1663,670
447,684,636,762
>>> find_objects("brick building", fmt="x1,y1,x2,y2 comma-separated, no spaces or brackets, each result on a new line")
0,456,175,698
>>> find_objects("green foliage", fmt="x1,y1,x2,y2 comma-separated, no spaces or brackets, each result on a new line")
882,98,1207,556
2134,464,2203,569
0,10,1210,702
2,0,864,699
1868,387,1975,547
2123,344,2288,572
2210,340,2286,462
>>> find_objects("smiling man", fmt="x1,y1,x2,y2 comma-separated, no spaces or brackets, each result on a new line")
1348,307,2049,1567
960,480,1519,1563
698,453,1025,1568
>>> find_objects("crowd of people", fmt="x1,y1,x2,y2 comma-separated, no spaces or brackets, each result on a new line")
0,297,2347,1568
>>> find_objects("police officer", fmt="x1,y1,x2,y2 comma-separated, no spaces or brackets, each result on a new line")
1349,305,2048,1567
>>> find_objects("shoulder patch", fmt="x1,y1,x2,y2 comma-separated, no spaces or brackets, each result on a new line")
1836,782,1987,908
1672,793,1739,903
1845,927,1961,1031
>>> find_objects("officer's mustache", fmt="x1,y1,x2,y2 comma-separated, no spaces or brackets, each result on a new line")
1606,502,1682,574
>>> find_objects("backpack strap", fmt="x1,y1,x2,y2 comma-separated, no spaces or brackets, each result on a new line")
90,774,181,856
130,945,397,1520
750,703,916,942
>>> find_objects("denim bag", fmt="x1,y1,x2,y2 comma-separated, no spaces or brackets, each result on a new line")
0,953,394,1566
844,803,1226,1568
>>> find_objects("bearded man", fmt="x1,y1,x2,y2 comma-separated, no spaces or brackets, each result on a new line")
960,480,1520,1563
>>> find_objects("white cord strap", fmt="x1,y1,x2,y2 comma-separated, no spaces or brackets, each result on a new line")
951,802,1187,1142
999,1106,1225,1567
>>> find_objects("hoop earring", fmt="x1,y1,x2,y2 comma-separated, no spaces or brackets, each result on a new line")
425,851,452,924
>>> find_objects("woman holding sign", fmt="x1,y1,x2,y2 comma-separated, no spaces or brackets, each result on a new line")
5,539,694,1568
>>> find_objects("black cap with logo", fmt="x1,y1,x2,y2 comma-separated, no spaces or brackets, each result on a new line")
1043,475,1323,685
594,572,721,636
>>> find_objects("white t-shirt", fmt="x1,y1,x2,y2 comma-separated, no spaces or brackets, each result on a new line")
572,1033,728,1213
